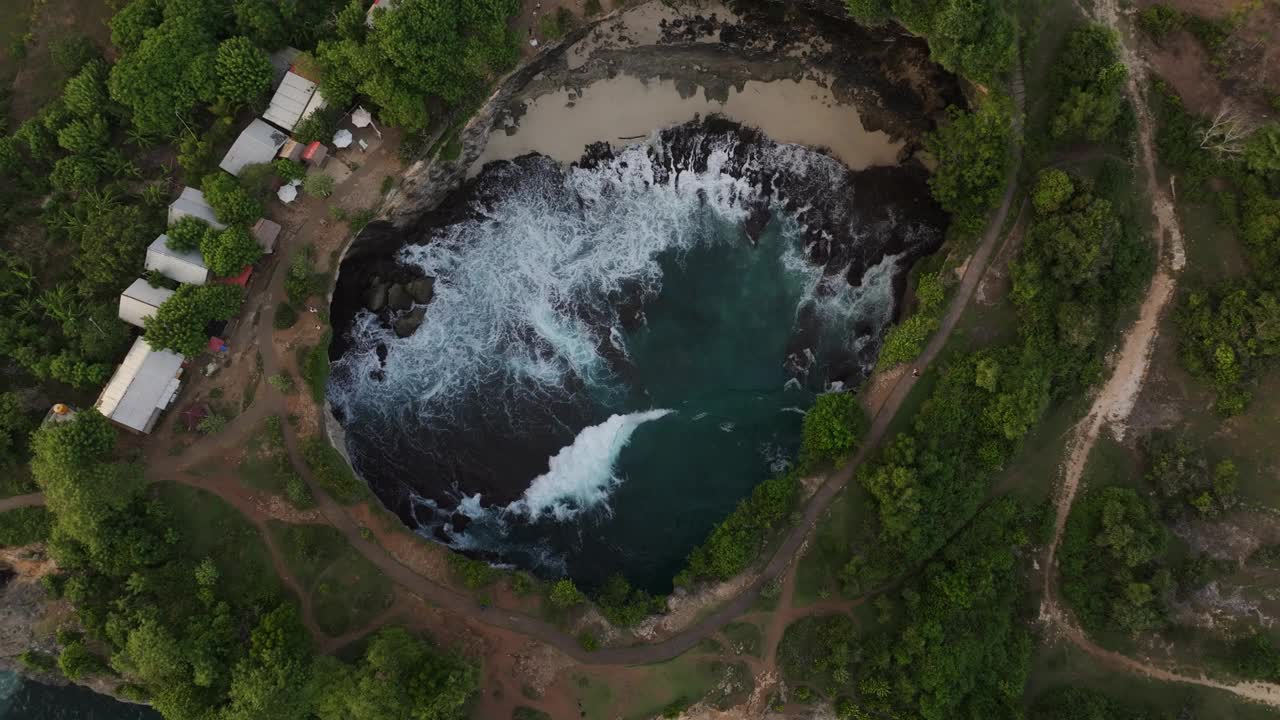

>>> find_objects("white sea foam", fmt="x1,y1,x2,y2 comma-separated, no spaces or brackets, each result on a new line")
505,409,673,521
331,130,926,528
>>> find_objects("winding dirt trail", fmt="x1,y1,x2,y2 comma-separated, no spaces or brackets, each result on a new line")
1039,0,1280,708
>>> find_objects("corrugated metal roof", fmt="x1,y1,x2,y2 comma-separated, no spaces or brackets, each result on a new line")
122,278,176,308
264,71,320,132
219,119,289,176
95,337,185,433
147,235,207,269
168,188,226,230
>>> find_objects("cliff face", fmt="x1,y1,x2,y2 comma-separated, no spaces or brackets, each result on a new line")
370,0,959,232
0,547,66,684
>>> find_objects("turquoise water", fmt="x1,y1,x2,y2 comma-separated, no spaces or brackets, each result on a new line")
0,671,160,720
330,128,937,591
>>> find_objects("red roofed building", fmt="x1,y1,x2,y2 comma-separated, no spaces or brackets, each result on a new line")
217,266,253,288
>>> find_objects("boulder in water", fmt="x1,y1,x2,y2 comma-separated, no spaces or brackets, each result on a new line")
387,283,413,311
406,277,435,304
394,306,427,338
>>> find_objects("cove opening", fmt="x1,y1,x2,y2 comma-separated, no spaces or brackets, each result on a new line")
328,120,947,592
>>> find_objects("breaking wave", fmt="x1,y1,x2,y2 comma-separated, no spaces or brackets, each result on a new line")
328,120,945,587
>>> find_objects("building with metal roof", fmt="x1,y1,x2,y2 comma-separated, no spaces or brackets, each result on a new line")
219,119,288,176
168,187,226,230
251,218,282,254
263,70,327,133
145,235,210,286
118,278,176,328
94,337,185,434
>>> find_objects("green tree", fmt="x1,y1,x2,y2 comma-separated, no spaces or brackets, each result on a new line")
72,203,158,295
56,114,110,154
167,216,213,252
63,61,111,118
144,284,245,356
1245,125,1280,174
202,173,263,225
200,225,264,277
926,99,1012,235
314,627,478,720
800,391,868,471
108,15,218,137
215,36,273,108
1031,169,1073,215
232,0,288,49
109,0,165,53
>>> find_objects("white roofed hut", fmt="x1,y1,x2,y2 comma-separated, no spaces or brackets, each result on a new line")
94,337,185,434
168,188,226,230
263,70,327,133
146,235,210,286
118,278,176,328
219,119,288,176
251,218,281,254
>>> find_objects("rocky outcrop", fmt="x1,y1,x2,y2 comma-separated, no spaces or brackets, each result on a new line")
394,307,427,338
406,277,435,304
387,283,413,312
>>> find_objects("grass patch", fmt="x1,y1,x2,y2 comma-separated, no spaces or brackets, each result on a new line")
0,506,51,546
295,330,331,405
238,417,315,508
0,469,37,499
777,614,857,696
538,7,576,40
267,521,395,637
721,622,762,658
152,482,284,608
301,435,366,504
573,656,752,720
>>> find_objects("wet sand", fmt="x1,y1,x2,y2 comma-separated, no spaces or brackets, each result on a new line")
469,0,911,175
471,73,901,172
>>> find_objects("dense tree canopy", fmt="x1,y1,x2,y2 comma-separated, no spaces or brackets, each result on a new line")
214,36,274,108
200,225,264,277
144,284,245,356
845,0,1017,83
316,0,521,133
926,98,1013,235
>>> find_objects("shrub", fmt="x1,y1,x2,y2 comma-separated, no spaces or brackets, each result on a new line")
1138,4,1184,39
286,248,321,304
538,8,576,39
58,640,108,680
301,435,365,503
18,650,57,674
293,106,340,144
274,303,298,329
273,158,307,183
448,553,497,589
303,172,335,198
876,272,946,370
0,507,53,546
577,631,598,651
267,372,296,394
548,578,585,609
196,413,227,435
676,473,799,585
584,0,603,16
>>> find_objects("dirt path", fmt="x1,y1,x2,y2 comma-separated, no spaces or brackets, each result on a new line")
0,493,44,513
1039,0,1280,708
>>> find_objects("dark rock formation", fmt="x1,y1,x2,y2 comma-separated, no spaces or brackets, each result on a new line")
393,307,427,338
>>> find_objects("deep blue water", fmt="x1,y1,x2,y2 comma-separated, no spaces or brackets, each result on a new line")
0,672,160,720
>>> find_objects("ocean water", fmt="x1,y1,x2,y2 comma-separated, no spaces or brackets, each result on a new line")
330,125,942,591
0,671,160,720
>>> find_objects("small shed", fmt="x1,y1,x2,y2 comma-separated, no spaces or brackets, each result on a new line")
94,337,185,434
263,70,327,133
251,218,281,254
146,235,210,286
301,141,328,166
118,278,176,328
168,187,226,230
278,138,305,162
219,119,288,176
